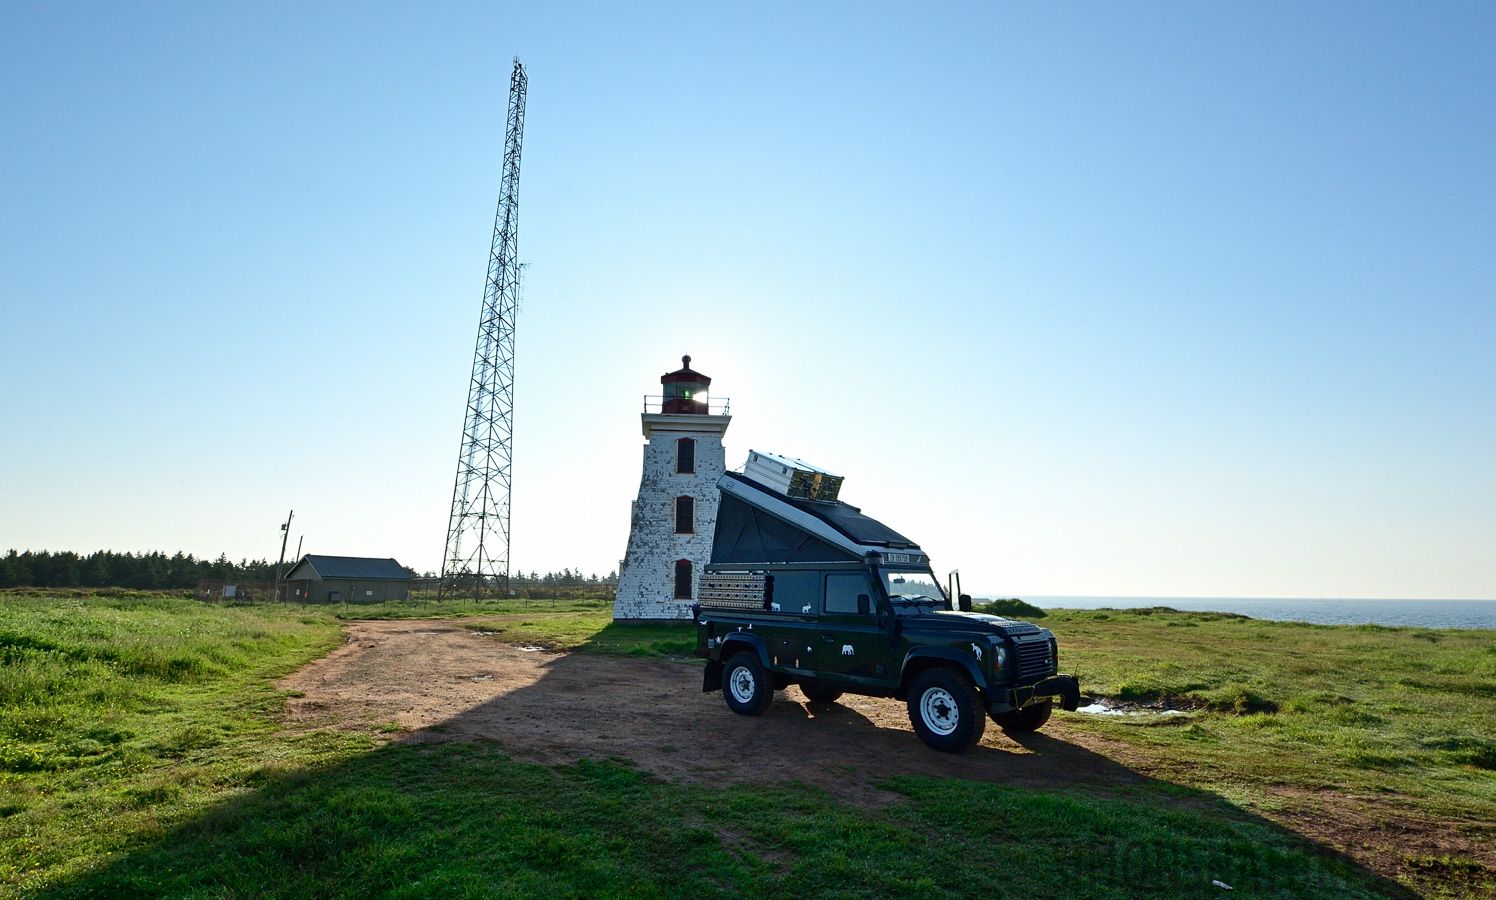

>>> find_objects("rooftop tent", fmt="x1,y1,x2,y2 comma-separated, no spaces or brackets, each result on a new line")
710,471,921,564
711,491,859,564
787,489,919,548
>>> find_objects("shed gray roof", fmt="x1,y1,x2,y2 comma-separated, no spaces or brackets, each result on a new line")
291,555,411,580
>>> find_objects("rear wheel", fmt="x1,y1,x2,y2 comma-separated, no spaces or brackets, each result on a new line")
799,683,843,704
993,700,1053,735
906,668,986,753
722,652,772,716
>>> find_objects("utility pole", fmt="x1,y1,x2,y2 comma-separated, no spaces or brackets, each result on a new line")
275,509,294,599
441,57,527,602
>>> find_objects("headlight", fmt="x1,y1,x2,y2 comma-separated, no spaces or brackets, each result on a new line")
993,645,1007,669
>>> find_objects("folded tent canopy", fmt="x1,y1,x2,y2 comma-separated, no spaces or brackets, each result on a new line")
709,470,920,565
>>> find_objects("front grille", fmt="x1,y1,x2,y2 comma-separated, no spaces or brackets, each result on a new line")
1014,637,1056,680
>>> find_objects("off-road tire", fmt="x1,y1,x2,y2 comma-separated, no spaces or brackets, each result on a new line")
994,699,1053,735
799,683,843,704
906,668,986,753
722,652,773,716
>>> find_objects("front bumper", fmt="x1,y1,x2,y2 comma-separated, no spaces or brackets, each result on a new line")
989,674,1080,714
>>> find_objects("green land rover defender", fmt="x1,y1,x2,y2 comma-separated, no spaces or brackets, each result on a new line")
695,460,1080,753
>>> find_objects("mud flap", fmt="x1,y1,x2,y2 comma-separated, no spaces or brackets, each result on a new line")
703,660,723,693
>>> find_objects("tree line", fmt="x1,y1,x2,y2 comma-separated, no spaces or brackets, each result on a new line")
510,569,618,586
415,569,618,586
0,550,281,590
1,551,620,590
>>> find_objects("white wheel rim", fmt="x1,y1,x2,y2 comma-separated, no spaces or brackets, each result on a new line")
729,667,756,703
920,687,959,735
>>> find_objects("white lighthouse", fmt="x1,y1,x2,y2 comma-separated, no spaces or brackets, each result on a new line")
613,356,730,621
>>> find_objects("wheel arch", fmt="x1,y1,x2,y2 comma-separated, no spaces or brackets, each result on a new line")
900,647,986,693
719,632,770,668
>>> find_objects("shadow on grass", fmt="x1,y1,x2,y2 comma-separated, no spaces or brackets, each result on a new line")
40,648,1418,900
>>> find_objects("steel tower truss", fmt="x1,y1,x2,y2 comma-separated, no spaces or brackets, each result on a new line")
442,58,527,598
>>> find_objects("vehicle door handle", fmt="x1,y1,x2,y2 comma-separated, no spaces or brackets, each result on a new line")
822,633,836,641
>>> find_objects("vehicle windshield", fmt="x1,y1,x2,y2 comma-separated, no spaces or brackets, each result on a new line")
880,568,948,611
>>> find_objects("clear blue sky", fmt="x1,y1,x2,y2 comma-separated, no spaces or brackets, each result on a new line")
2,3,1492,599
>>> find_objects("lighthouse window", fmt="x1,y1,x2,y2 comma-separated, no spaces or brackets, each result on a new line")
677,438,695,474
675,496,694,533
674,559,692,599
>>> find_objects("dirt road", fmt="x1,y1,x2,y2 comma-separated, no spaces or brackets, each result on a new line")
278,618,1149,805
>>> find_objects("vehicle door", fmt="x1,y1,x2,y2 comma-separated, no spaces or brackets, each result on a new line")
764,570,821,674
815,572,891,685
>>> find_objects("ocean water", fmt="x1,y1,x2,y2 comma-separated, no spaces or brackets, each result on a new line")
1021,597,1496,631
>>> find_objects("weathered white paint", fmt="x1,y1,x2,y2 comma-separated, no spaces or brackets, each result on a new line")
613,412,731,621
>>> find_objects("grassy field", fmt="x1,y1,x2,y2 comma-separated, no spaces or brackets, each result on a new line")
0,592,1488,897
1049,607,1496,896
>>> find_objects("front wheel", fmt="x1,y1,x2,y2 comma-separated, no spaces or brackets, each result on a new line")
906,668,986,753
993,700,1053,735
722,652,772,716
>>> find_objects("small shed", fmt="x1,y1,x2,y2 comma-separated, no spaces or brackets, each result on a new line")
283,555,412,603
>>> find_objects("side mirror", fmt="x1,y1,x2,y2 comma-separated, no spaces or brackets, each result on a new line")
857,594,870,615
959,593,972,612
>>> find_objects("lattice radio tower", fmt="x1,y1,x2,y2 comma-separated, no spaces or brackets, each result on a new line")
442,58,527,599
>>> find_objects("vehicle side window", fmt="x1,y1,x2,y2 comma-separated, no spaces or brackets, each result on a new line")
769,570,819,615
824,574,871,615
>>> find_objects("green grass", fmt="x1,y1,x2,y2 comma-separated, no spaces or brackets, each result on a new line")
0,593,1488,897
1048,608,1496,796
458,617,696,658
39,748,1387,900
0,594,353,894
1046,607,1496,898
333,595,616,620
